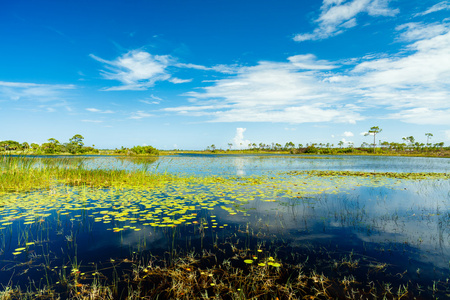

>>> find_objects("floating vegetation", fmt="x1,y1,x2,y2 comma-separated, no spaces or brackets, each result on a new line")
285,170,450,179
0,155,449,298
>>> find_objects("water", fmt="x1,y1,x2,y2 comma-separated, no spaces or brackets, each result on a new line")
1,154,449,298
27,154,450,175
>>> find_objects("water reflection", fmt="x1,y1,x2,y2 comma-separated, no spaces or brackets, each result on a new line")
1,155,450,297
158,154,450,175
232,156,246,176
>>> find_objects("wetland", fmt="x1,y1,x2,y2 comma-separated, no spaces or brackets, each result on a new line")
0,154,449,299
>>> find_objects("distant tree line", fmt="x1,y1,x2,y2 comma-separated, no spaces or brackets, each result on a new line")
0,135,159,156
0,134,98,154
214,128,447,155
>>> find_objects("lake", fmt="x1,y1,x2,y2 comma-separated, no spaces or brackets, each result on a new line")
1,154,449,298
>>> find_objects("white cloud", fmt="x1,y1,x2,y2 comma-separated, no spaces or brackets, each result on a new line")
287,54,337,70
415,1,450,17
140,94,163,105
340,138,353,146
81,119,103,123
90,51,172,91
86,108,114,113
130,111,153,119
91,51,234,91
396,22,450,42
343,131,354,137
231,128,251,149
165,23,450,125
165,55,362,124
294,0,399,42
388,108,450,125
0,81,74,101
351,25,450,116
168,77,193,84
444,130,450,140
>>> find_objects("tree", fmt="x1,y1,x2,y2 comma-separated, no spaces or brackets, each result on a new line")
228,143,233,150
338,141,344,148
70,134,84,147
425,133,433,146
0,140,20,151
42,138,61,154
284,141,295,151
365,126,382,150
22,142,30,151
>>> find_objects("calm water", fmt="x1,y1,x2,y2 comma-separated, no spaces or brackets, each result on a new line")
37,153,450,175
1,154,450,297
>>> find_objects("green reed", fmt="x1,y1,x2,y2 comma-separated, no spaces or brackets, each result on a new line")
0,155,176,193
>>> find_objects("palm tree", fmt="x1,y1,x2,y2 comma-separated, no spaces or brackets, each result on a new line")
425,133,433,146
365,126,382,151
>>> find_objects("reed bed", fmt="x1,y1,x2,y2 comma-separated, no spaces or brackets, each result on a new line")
0,155,175,193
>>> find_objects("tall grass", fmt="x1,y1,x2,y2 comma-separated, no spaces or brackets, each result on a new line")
0,155,171,193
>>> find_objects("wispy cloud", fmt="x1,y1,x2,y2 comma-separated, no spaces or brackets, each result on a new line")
415,1,450,17
164,21,450,126
294,0,399,42
395,22,450,42
0,81,75,101
129,111,153,119
90,51,172,91
81,119,103,123
86,108,114,113
91,50,235,91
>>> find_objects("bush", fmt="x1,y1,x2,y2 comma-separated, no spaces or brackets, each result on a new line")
130,145,160,156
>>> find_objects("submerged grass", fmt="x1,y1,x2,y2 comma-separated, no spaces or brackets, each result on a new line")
2,243,448,299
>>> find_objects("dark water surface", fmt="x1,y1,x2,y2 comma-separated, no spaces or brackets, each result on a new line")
1,155,449,297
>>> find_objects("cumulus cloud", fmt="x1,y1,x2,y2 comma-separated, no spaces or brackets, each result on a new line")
343,131,354,137
164,55,363,124
231,128,251,149
164,19,450,126
351,24,450,122
294,0,399,42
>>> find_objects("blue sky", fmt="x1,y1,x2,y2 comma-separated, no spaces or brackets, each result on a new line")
1,0,449,150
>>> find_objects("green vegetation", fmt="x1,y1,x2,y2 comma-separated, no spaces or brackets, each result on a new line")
0,155,449,298
200,128,449,157
0,134,159,156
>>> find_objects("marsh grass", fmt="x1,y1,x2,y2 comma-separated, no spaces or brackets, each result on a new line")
1,242,448,299
0,155,176,193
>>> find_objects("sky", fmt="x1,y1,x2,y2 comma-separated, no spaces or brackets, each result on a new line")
1,0,449,150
